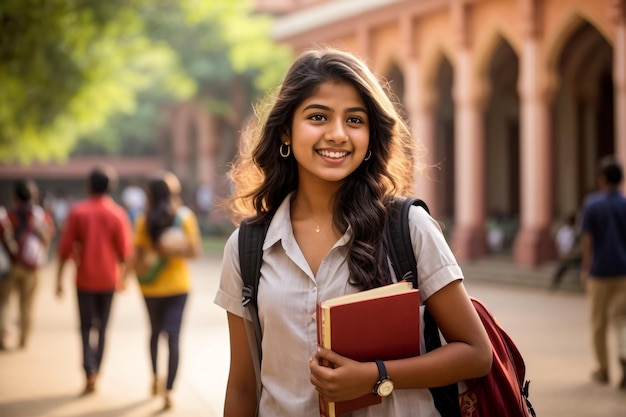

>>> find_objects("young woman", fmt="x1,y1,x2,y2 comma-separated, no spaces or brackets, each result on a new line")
214,47,492,416
133,172,201,409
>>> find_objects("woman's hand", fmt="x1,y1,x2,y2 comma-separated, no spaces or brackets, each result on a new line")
309,347,378,402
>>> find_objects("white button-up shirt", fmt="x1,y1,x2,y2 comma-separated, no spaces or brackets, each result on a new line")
214,195,463,416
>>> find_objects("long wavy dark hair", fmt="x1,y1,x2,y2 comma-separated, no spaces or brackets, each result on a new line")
229,47,419,290
145,175,176,245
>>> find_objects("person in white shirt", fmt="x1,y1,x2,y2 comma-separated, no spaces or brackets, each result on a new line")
121,180,146,225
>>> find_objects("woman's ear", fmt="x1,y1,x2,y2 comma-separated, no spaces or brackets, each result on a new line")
281,129,291,143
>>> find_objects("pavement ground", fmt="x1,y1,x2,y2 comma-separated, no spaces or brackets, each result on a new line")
1,254,626,417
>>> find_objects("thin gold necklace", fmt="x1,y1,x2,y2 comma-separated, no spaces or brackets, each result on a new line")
295,199,325,233
307,216,321,233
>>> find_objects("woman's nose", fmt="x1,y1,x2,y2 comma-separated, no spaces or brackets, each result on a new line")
324,127,348,143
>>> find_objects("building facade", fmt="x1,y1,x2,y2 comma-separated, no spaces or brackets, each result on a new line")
256,0,626,267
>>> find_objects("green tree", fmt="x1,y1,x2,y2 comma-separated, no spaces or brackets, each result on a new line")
0,0,194,163
72,0,292,158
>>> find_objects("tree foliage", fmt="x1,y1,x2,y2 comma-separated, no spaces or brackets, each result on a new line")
0,0,291,162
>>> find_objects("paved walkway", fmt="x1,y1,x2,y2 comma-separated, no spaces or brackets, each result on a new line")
1,254,626,417
0,255,229,417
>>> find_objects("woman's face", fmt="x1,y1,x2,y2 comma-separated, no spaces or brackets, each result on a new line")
288,80,370,187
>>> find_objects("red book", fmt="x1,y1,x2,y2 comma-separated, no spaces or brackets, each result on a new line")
316,281,421,417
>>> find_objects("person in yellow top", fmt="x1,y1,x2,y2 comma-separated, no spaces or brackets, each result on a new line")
133,171,201,410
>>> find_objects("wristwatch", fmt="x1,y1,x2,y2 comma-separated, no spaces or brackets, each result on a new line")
372,359,394,397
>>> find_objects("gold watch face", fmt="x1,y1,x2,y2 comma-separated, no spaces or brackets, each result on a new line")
378,379,394,396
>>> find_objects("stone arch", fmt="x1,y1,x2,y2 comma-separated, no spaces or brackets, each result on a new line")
432,55,455,223
551,18,614,218
416,46,454,115
384,61,406,111
483,36,520,252
473,24,521,89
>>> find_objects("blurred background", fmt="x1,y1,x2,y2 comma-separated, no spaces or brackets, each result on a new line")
1,0,624,266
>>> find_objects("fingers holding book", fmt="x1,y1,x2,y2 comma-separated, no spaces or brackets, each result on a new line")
309,347,379,403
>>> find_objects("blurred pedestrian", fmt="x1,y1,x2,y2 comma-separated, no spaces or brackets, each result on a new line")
580,155,626,389
133,171,201,410
195,182,214,221
51,190,71,231
0,179,54,351
122,178,147,226
551,213,580,289
56,166,133,394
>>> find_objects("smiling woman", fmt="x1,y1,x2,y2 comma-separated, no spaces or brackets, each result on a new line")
215,47,492,417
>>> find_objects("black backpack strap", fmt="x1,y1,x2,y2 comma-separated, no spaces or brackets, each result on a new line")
238,217,270,413
385,197,461,417
386,197,429,286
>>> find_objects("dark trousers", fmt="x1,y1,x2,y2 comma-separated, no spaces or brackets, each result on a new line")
144,293,188,390
76,290,114,376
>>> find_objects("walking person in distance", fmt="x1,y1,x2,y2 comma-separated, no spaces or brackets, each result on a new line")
56,166,134,394
0,179,54,351
133,171,201,410
581,155,626,389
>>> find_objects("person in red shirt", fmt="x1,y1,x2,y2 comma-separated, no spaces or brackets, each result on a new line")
56,166,133,394
0,179,54,351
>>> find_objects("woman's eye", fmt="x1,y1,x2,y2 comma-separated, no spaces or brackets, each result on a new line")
310,114,326,122
347,116,362,124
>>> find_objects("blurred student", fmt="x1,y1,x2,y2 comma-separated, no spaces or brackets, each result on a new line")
122,178,147,226
581,156,626,389
56,166,133,394
551,213,580,289
0,179,54,350
133,171,201,410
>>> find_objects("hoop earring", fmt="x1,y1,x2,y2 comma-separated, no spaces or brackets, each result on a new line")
364,150,372,161
280,142,291,158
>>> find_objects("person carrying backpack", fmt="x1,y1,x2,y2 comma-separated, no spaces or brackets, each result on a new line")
133,171,201,410
213,47,493,417
0,179,54,351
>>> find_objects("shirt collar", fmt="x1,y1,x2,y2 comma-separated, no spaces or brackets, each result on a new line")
264,194,294,250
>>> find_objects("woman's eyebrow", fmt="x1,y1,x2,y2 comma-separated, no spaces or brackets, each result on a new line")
302,104,367,114
302,104,331,112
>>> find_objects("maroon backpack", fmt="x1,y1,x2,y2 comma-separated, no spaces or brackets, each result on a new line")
385,197,536,417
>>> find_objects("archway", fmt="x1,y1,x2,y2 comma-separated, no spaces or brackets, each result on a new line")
485,37,520,252
553,20,614,218
386,62,407,120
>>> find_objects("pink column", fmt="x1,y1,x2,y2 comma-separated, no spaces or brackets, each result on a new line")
513,0,556,266
399,17,440,216
450,1,487,261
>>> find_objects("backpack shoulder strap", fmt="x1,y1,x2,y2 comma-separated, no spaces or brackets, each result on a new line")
238,217,270,412
386,197,429,288
239,218,269,312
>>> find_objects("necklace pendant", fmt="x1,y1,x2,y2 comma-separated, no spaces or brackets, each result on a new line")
315,225,320,233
